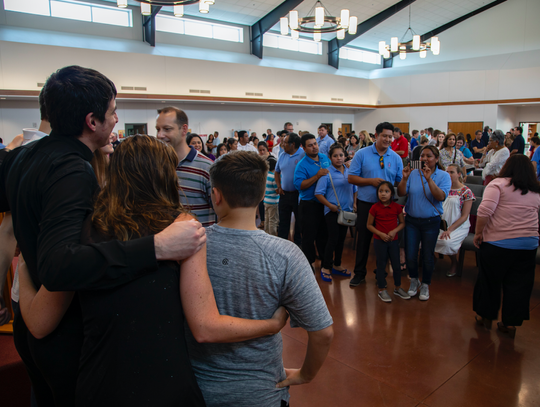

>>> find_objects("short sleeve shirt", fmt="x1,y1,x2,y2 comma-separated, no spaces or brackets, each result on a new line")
294,153,331,201
449,186,475,211
275,148,305,192
532,147,540,179
510,135,525,155
348,144,403,203
316,135,333,157
439,147,465,169
314,165,358,215
470,139,486,159
391,136,408,158
405,168,451,218
369,201,403,240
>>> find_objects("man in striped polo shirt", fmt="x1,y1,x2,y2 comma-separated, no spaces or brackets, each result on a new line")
156,106,215,227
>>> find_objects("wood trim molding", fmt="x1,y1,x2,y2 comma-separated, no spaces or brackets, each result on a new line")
1,89,539,109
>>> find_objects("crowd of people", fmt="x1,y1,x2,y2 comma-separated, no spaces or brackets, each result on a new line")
0,64,539,406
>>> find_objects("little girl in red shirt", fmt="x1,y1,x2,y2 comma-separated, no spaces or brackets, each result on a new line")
367,181,410,303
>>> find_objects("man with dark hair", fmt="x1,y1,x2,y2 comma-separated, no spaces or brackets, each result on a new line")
347,122,404,287
471,130,486,159
0,66,206,406
316,124,333,157
275,133,303,245
156,106,216,227
510,126,525,155
391,127,408,161
236,130,257,152
284,122,294,133
294,134,330,270
187,151,333,407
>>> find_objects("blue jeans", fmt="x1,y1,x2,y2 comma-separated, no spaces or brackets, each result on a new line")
405,215,440,285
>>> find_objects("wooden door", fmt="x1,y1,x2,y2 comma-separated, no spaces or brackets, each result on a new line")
447,122,484,137
341,123,352,136
392,122,409,134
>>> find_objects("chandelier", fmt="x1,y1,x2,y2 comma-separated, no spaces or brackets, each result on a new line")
378,7,440,60
280,0,358,42
117,0,215,16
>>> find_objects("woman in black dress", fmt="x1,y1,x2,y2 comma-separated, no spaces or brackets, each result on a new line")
18,135,287,406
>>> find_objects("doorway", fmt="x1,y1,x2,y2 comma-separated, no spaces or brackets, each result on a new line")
321,123,333,136
341,123,352,136
125,123,148,137
447,122,483,138
391,122,409,134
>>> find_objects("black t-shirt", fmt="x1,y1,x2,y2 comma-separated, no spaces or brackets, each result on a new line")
470,139,486,159
510,134,525,154
77,218,206,407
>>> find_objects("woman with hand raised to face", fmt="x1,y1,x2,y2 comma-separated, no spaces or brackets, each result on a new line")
397,145,451,301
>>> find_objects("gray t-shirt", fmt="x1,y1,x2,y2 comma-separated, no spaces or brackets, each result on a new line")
186,225,333,407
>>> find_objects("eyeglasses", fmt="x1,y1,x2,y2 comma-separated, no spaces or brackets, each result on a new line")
379,155,384,169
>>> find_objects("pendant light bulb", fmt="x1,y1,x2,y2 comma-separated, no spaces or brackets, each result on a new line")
315,7,324,28
348,16,357,34
291,30,299,40
117,0,127,8
399,52,406,60
289,10,298,30
199,1,210,14
280,17,289,36
420,49,427,58
337,29,345,40
174,5,184,17
431,37,440,55
314,32,321,42
340,9,349,29
412,35,420,51
379,41,386,55
141,3,151,16
390,37,398,52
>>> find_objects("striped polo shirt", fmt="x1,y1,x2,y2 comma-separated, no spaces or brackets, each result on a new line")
264,171,279,205
176,146,215,227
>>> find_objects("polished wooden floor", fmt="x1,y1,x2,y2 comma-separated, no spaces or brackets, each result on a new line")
283,236,540,407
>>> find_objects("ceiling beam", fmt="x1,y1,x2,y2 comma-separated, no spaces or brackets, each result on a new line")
250,0,304,59
328,0,418,69
142,6,162,47
420,0,508,42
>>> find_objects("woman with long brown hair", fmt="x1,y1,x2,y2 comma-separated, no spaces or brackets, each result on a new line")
18,135,287,406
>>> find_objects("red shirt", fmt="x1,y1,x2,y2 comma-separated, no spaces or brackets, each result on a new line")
391,135,408,158
369,201,403,240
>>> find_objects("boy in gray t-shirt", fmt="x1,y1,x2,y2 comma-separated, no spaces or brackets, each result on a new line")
186,151,334,407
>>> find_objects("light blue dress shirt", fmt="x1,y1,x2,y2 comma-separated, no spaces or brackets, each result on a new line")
348,144,403,203
275,148,305,191
316,135,334,157
315,165,358,215
294,153,331,201
405,168,451,218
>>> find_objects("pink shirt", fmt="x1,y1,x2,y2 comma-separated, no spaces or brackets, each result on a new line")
478,177,540,242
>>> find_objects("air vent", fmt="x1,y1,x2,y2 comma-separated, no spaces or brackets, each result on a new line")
37,83,45,87
331,98,343,102
120,86,147,91
134,86,147,91
292,95,307,99
245,92,263,97
189,89,211,94
121,86,134,91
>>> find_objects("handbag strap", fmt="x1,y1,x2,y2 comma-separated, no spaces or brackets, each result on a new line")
419,168,442,218
327,171,342,211
453,146,457,163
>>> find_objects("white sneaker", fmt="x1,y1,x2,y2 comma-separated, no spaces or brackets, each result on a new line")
408,278,420,297
419,283,430,301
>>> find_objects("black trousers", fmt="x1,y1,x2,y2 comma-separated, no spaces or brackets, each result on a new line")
299,200,328,265
258,200,265,222
322,211,348,270
13,298,83,407
473,242,536,326
353,200,375,277
373,239,401,289
278,190,301,246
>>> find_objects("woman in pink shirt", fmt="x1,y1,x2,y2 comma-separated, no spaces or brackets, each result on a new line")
473,155,540,338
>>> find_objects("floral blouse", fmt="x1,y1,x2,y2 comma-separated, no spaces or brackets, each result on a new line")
439,147,465,170
448,186,475,210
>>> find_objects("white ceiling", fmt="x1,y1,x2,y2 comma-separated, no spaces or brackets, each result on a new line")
102,0,502,52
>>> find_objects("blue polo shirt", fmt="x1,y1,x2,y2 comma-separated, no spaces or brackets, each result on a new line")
532,147,540,179
315,165,358,215
410,137,418,151
348,144,403,203
316,135,333,157
294,153,331,201
275,148,305,192
405,168,451,218
458,145,473,159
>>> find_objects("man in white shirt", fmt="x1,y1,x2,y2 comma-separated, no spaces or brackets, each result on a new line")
237,130,258,153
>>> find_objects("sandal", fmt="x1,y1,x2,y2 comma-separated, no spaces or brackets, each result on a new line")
497,322,516,338
331,267,351,277
320,270,332,282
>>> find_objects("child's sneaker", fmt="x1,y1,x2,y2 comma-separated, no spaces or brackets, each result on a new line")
378,290,392,303
393,287,411,300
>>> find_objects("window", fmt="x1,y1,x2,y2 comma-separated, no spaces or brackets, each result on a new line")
339,47,381,65
263,33,322,55
3,0,133,27
155,15,243,43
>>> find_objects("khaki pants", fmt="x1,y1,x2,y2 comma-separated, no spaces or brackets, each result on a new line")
264,203,279,236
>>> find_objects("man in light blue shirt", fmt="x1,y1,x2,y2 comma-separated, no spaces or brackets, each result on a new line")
347,122,404,287
275,133,304,245
316,125,333,157
294,133,331,269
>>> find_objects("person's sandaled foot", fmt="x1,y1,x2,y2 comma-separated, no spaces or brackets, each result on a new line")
320,269,333,282
331,267,351,277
